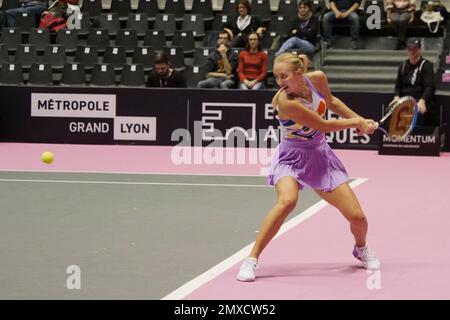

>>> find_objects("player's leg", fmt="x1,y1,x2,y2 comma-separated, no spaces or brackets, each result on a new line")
315,183,380,269
315,183,367,246
237,177,299,281
250,176,300,258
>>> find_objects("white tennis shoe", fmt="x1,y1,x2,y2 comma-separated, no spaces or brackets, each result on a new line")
353,245,380,270
236,257,258,282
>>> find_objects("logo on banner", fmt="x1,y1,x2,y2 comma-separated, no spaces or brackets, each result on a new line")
31,93,116,118
30,93,157,141
325,110,370,145
114,117,157,141
69,121,110,133
382,134,436,145
201,102,256,141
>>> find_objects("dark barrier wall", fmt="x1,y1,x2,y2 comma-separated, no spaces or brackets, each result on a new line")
0,86,448,151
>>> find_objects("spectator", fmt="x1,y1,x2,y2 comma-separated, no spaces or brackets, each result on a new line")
223,0,265,48
197,31,238,89
322,0,361,50
238,32,268,90
276,0,319,59
392,38,438,126
39,0,79,31
146,52,186,88
45,0,79,19
386,0,416,50
420,0,448,34
5,0,48,27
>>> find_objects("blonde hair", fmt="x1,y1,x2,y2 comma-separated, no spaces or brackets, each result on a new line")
274,52,309,74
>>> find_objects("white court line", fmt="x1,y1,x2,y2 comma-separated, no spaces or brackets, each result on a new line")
161,178,368,300
0,178,269,188
0,169,266,178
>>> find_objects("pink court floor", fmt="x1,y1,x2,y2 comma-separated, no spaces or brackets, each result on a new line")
1,143,450,300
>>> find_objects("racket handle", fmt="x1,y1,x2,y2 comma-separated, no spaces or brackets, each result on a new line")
377,126,388,135
372,122,379,130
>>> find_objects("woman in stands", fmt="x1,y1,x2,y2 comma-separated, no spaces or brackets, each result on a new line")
386,0,416,50
236,53,380,282
237,32,268,90
223,0,266,48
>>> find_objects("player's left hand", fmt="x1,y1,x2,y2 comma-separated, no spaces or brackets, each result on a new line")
356,119,377,136
365,119,378,134
418,100,427,114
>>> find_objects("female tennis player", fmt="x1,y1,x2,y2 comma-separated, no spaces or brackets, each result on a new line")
237,53,380,282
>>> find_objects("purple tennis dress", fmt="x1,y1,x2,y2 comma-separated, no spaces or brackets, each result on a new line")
268,76,349,192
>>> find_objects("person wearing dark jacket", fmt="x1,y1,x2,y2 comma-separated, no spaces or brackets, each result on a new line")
197,31,238,89
146,52,186,88
275,0,319,58
392,38,438,126
223,0,265,48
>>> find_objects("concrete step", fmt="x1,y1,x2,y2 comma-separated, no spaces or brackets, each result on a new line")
325,49,438,57
322,65,398,74
329,83,394,93
326,72,396,84
323,54,438,66
323,55,406,66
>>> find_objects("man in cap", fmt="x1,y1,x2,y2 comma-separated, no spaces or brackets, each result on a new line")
391,38,438,126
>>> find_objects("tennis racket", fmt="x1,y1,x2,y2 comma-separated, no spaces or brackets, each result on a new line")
377,96,418,141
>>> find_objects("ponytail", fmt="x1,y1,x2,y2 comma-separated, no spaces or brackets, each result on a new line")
274,52,310,73
297,54,309,73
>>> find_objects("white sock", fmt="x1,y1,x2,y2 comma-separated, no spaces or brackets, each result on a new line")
356,245,367,253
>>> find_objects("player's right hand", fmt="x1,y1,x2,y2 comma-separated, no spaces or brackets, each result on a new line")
366,119,378,134
356,118,370,136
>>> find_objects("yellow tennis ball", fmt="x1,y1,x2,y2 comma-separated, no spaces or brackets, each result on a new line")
41,151,54,164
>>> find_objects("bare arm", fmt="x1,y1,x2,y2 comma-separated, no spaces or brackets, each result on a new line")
217,45,232,75
308,71,361,119
344,3,360,16
330,2,340,15
208,72,228,78
278,96,365,133
222,57,232,75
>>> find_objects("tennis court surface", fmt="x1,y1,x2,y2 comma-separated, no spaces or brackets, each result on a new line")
1,143,450,299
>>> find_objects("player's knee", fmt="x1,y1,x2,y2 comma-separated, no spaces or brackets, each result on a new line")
349,210,367,225
277,197,297,212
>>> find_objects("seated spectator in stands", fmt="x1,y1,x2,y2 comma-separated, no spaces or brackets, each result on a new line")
45,0,78,19
386,0,416,50
238,32,268,90
146,52,186,88
5,0,48,27
392,38,438,126
197,31,238,89
39,0,79,31
223,0,266,48
420,0,448,34
275,0,319,59
322,0,361,50
428,0,449,26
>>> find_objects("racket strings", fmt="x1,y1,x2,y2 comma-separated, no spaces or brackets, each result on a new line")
387,103,415,137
